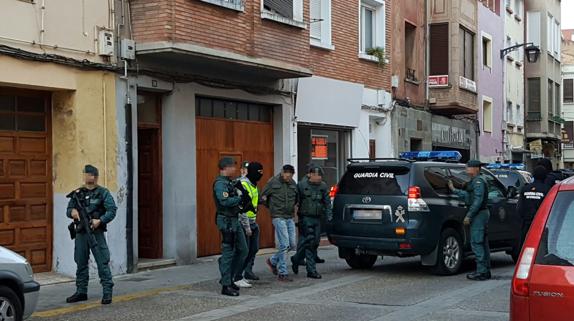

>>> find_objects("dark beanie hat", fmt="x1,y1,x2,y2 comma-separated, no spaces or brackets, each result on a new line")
537,158,553,172
533,165,548,181
282,164,295,173
84,164,99,176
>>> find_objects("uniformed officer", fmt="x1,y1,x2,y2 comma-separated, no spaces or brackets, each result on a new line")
516,165,550,244
66,165,117,305
214,157,249,296
291,165,331,279
537,158,563,188
448,160,491,281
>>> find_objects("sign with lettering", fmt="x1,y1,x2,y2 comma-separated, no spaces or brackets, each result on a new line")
432,123,469,148
311,135,328,160
428,75,449,87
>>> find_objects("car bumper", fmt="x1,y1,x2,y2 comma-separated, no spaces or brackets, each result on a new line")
328,234,433,256
23,280,40,319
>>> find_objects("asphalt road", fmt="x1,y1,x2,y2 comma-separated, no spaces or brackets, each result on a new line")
31,247,515,321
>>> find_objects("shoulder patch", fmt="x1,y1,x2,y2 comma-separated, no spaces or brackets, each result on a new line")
222,192,229,198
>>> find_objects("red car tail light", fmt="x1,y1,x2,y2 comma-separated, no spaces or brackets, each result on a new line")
329,185,339,199
408,186,429,212
512,247,536,297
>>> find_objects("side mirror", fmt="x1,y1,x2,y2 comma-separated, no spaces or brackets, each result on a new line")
507,186,518,198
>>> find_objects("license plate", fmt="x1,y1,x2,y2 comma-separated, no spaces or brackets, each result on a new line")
353,209,383,220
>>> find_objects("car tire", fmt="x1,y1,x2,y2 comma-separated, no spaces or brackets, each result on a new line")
344,253,378,269
0,285,23,321
431,228,463,276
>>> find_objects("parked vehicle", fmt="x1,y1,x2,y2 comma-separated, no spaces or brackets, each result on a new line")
510,176,574,321
327,151,522,275
489,169,531,191
0,246,40,321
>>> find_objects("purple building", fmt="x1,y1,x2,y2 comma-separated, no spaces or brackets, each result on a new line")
477,1,505,163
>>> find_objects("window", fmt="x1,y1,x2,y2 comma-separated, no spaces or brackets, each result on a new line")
0,94,46,132
514,0,522,17
337,166,410,196
535,192,574,266
506,101,513,124
505,0,511,9
447,168,471,190
424,167,450,195
527,11,541,47
564,79,574,103
527,78,541,112
359,0,386,56
200,0,244,12
430,24,449,75
310,0,333,49
482,35,492,68
516,104,522,126
554,20,561,57
555,83,560,118
460,27,474,80
547,14,554,55
405,22,417,81
195,97,272,122
482,98,493,133
482,171,507,199
262,0,304,27
548,80,554,116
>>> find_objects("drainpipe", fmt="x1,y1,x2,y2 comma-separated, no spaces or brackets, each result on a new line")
424,0,430,108
125,101,135,273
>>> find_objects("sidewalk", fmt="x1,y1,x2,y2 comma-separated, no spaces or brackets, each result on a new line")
34,245,337,316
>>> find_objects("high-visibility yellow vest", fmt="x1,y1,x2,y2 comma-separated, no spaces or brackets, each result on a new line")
241,179,259,219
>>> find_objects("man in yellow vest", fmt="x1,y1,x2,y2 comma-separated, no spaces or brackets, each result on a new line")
234,162,264,285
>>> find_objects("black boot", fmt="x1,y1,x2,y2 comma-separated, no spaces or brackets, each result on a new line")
230,283,240,291
467,272,488,281
244,272,260,281
221,286,239,297
66,293,88,303
315,257,326,264
101,293,112,305
307,272,322,279
291,256,299,275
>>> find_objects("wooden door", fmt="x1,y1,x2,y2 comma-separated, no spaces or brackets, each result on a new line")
0,89,52,272
196,114,275,257
138,128,163,258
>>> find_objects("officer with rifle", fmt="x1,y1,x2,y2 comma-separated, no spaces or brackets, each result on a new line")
66,165,117,305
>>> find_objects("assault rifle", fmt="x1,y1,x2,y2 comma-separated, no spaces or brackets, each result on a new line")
67,189,99,250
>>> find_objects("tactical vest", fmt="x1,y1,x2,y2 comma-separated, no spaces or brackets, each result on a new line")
468,176,488,210
241,180,259,219
300,183,327,217
213,178,239,217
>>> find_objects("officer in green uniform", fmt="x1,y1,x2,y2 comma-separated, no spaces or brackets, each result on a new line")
66,165,117,305
448,160,491,281
291,165,331,279
214,157,249,296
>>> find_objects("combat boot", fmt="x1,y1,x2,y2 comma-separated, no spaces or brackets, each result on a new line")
66,293,88,303
307,272,322,279
315,257,326,264
244,272,260,281
290,257,299,275
467,272,489,281
221,286,239,297
101,293,113,305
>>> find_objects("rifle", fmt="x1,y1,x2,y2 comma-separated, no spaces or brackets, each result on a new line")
67,189,99,250
233,180,255,213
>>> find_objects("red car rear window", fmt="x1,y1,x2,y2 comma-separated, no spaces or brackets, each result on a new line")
535,191,574,267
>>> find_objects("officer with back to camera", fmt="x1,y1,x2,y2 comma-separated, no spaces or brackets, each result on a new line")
516,165,550,244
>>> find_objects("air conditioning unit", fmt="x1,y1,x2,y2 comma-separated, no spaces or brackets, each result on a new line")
98,29,114,56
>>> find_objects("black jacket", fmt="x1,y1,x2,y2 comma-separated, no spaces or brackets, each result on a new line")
516,180,550,221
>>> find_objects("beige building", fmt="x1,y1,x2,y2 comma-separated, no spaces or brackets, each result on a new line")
562,30,574,168
524,0,562,169
0,1,130,276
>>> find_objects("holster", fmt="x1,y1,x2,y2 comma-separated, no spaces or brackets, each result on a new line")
221,228,236,245
68,222,77,240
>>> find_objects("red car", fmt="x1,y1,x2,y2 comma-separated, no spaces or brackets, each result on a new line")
510,176,574,321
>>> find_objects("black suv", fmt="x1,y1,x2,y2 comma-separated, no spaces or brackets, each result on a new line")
326,157,522,275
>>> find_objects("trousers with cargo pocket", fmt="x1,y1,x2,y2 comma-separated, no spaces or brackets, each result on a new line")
74,231,114,296
469,210,491,274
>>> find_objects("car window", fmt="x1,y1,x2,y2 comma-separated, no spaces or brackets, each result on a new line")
447,167,470,189
424,167,450,195
536,191,574,267
338,166,410,195
492,170,522,189
481,171,506,199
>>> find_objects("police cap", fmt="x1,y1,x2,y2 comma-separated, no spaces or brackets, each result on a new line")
84,164,99,177
218,157,236,170
466,160,482,168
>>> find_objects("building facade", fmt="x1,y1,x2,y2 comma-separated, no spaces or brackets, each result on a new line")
503,0,527,162
562,29,574,168
477,0,504,163
0,1,130,276
524,0,562,169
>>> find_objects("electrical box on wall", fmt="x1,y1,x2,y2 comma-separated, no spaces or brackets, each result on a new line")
121,39,136,60
98,29,114,56
391,75,399,88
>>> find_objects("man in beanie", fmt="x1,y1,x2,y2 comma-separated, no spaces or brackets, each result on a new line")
537,158,563,188
66,165,117,305
517,165,550,245
234,162,264,285
213,157,249,296
291,165,331,279
261,165,299,282
448,160,491,281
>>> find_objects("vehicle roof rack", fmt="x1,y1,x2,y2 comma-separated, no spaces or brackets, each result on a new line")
347,158,414,163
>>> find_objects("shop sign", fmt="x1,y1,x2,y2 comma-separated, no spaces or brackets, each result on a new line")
311,135,328,160
529,139,544,159
428,75,449,87
432,123,468,148
459,76,477,92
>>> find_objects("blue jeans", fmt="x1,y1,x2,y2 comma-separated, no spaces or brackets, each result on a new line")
270,218,297,276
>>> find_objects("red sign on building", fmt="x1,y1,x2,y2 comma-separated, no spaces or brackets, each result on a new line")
428,75,449,87
311,135,328,160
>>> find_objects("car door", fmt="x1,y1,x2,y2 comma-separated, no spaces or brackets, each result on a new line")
481,170,511,242
445,166,472,247
423,165,468,222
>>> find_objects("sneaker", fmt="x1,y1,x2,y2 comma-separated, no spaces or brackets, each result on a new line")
66,293,87,303
307,272,322,279
244,272,260,281
266,258,278,275
290,256,299,275
234,278,253,288
221,286,239,297
278,274,293,282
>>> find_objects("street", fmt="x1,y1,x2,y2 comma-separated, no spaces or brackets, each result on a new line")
32,247,514,321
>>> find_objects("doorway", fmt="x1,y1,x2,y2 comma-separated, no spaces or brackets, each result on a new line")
137,92,163,259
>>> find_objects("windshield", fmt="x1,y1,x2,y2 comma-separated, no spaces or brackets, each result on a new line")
338,166,410,195
491,170,523,188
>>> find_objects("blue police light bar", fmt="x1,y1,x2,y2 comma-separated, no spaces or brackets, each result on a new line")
486,163,525,170
399,151,462,161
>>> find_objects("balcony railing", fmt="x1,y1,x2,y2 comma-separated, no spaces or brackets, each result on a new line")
526,112,541,121
406,68,417,82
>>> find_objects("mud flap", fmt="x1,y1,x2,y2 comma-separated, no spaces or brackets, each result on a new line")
421,244,438,266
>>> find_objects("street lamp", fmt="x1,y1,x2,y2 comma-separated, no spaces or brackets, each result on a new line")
500,42,541,63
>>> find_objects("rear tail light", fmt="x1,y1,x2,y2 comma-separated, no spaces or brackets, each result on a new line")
512,247,536,297
407,186,429,212
329,185,339,200
399,243,412,249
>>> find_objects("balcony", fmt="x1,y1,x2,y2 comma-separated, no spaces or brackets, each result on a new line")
428,76,478,115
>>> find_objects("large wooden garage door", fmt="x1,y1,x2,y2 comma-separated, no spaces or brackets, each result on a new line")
0,89,52,272
196,97,275,257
